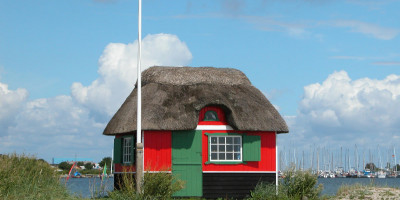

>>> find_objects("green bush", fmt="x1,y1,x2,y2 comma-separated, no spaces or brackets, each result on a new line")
0,153,74,200
249,167,323,200
108,171,184,200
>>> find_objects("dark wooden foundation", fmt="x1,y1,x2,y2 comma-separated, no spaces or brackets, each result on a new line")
203,172,276,199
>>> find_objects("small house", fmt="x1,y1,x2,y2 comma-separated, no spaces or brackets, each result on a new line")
103,66,288,199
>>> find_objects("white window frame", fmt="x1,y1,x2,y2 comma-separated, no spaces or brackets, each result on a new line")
123,137,132,164
209,135,242,162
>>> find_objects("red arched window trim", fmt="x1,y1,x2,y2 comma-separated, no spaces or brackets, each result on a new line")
198,106,228,125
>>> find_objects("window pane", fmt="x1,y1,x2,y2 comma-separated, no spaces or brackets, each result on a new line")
234,153,241,160
209,135,242,162
219,153,225,160
204,111,218,121
234,145,240,152
234,137,240,144
211,145,217,152
226,145,233,152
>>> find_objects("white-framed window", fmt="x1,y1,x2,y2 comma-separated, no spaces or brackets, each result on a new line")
210,135,242,161
123,137,132,164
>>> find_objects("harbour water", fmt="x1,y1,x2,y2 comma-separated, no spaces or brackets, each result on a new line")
62,177,400,198
61,177,114,198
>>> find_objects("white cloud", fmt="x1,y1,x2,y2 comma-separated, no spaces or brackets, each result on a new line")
332,20,400,40
243,16,310,38
71,33,193,118
1,95,109,161
1,33,193,162
0,82,28,134
372,61,400,66
282,71,400,150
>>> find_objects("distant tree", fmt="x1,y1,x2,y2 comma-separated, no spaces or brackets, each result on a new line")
77,161,84,166
99,157,112,168
58,161,72,171
84,162,93,170
365,163,376,171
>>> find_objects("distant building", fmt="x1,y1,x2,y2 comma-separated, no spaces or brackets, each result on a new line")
52,157,93,164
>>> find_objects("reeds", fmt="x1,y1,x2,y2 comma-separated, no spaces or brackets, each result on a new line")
0,153,74,199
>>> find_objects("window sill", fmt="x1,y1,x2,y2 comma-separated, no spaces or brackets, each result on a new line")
205,161,247,165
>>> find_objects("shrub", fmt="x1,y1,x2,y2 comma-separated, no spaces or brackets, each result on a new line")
249,167,323,200
0,153,74,199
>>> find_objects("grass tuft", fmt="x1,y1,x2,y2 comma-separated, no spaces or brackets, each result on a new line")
108,170,184,200
0,153,74,199
248,167,323,200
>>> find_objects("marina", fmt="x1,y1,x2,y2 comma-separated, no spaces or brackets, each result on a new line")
278,145,400,179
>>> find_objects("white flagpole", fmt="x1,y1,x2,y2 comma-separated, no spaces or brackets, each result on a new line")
136,0,144,194
136,0,142,144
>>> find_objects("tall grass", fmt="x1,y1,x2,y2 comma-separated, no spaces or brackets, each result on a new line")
108,170,184,200
249,167,323,200
0,153,74,199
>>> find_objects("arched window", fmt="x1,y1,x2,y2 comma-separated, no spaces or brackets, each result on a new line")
203,110,219,121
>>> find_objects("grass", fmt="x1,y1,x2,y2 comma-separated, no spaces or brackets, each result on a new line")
108,170,185,200
0,153,75,200
335,183,400,200
248,167,323,200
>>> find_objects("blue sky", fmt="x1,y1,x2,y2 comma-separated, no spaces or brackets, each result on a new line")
1,0,400,166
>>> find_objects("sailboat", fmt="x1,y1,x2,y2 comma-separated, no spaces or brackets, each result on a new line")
377,146,386,178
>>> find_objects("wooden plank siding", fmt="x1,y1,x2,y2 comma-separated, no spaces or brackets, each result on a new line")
172,130,203,197
143,131,172,171
203,173,276,199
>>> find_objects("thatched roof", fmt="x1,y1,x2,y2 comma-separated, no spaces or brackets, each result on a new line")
103,66,288,135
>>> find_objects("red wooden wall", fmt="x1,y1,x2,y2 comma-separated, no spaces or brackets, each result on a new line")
198,106,228,125
144,131,172,171
201,130,276,172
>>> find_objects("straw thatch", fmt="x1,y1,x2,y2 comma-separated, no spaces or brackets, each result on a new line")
103,66,288,135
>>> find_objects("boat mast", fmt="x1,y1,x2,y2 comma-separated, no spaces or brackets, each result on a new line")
317,147,319,174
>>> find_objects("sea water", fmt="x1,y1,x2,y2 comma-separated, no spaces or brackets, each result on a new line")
62,177,400,198
61,177,114,198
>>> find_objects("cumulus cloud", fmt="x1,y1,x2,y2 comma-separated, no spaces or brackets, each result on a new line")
281,71,400,150
1,95,109,160
71,33,192,120
1,33,193,162
0,82,28,134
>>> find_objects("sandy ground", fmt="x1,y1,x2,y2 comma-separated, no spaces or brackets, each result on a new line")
335,187,400,200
